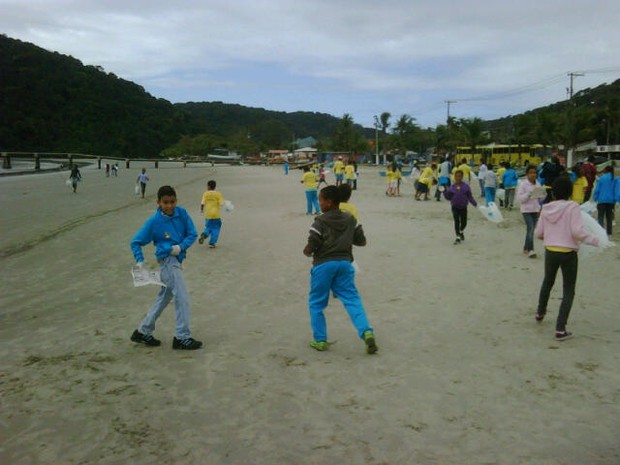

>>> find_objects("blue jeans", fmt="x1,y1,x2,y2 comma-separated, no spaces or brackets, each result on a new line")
308,260,372,342
305,190,320,214
203,218,222,245
522,212,538,252
484,187,496,206
139,257,191,339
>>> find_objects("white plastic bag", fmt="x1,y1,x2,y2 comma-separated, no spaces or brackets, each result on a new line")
478,202,504,223
580,200,597,215
224,200,234,212
131,265,166,287
496,188,506,203
579,211,613,259
134,184,140,196
65,179,73,187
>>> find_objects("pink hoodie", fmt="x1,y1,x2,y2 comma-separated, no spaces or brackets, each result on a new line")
517,179,543,213
535,200,600,251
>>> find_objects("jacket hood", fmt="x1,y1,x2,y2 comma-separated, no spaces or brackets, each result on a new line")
320,209,354,232
541,200,575,224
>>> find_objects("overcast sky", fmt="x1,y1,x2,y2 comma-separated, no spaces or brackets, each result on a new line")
2,0,620,129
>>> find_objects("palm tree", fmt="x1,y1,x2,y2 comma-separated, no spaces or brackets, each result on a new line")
459,117,487,163
379,112,391,162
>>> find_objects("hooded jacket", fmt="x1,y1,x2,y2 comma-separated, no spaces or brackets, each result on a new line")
534,200,599,251
131,206,197,263
517,179,542,213
592,172,620,204
306,209,366,266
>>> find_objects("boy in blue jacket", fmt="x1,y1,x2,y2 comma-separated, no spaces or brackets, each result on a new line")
501,162,519,210
130,185,202,350
444,170,478,244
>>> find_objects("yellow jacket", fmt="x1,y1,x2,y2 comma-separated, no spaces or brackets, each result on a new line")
201,190,224,219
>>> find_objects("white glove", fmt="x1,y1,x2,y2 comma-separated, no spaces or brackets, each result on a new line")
170,245,181,256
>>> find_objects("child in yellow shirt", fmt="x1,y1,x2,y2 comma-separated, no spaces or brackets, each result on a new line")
199,180,225,248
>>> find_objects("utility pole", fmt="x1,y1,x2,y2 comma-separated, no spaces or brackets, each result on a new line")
374,115,380,165
567,72,585,167
444,100,456,124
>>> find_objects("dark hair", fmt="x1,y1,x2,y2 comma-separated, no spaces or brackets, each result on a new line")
320,185,341,205
603,165,615,179
338,183,352,202
525,164,537,174
208,180,216,189
302,166,310,172
157,185,176,200
505,162,511,169
551,176,572,200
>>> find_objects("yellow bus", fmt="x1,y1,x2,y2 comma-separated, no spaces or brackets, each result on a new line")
455,144,545,167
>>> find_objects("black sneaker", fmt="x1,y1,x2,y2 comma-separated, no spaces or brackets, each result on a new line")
453,237,461,245
198,233,206,244
555,331,573,341
130,329,161,347
172,337,203,350
459,233,465,241
535,313,545,322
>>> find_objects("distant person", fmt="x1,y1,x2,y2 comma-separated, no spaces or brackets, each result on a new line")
130,185,202,350
444,169,477,244
593,165,620,235
534,176,600,341
136,168,150,199
477,161,488,198
483,164,498,205
283,160,289,175
517,165,542,258
317,164,328,187
496,162,507,207
501,162,519,210
303,185,377,354
338,183,359,220
415,164,434,201
111,163,119,177
456,158,472,184
352,161,359,190
435,157,452,201
69,164,81,193
393,165,403,197
570,164,588,204
344,160,356,187
105,163,110,177
333,156,345,186
540,157,565,203
199,180,225,248
581,155,597,201
300,166,320,215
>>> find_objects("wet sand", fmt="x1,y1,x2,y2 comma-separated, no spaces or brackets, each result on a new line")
1,162,619,465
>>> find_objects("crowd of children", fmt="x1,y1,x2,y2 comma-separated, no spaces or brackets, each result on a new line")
127,152,616,353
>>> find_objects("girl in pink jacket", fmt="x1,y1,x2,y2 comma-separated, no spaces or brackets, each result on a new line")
534,176,600,341
517,165,543,257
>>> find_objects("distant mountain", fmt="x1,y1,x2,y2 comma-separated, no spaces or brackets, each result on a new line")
1,34,616,157
0,34,363,157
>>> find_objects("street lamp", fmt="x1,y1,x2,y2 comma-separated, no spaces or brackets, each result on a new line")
374,115,380,165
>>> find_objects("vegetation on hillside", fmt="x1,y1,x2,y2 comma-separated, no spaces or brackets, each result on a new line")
1,34,618,160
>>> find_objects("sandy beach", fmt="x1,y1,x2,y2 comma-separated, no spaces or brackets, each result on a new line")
1,162,619,465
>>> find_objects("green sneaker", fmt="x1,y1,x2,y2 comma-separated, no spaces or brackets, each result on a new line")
310,340,329,351
363,330,378,354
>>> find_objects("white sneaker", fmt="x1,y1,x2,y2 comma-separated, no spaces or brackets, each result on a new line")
528,251,537,258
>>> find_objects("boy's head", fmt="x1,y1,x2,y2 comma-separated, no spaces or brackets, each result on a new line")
141,168,146,174
319,185,340,211
208,180,216,190
551,176,572,201
454,170,463,182
157,185,177,216
505,162,511,169
338,183,352,203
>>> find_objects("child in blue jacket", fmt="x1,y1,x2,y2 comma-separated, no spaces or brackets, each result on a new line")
593,166,620,235
501,162,519,210
130,185,202,350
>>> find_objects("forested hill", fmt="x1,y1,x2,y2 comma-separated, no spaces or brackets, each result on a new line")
0,35,186,158
0,35,352,157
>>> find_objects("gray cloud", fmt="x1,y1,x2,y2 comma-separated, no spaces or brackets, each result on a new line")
2,0,619,126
